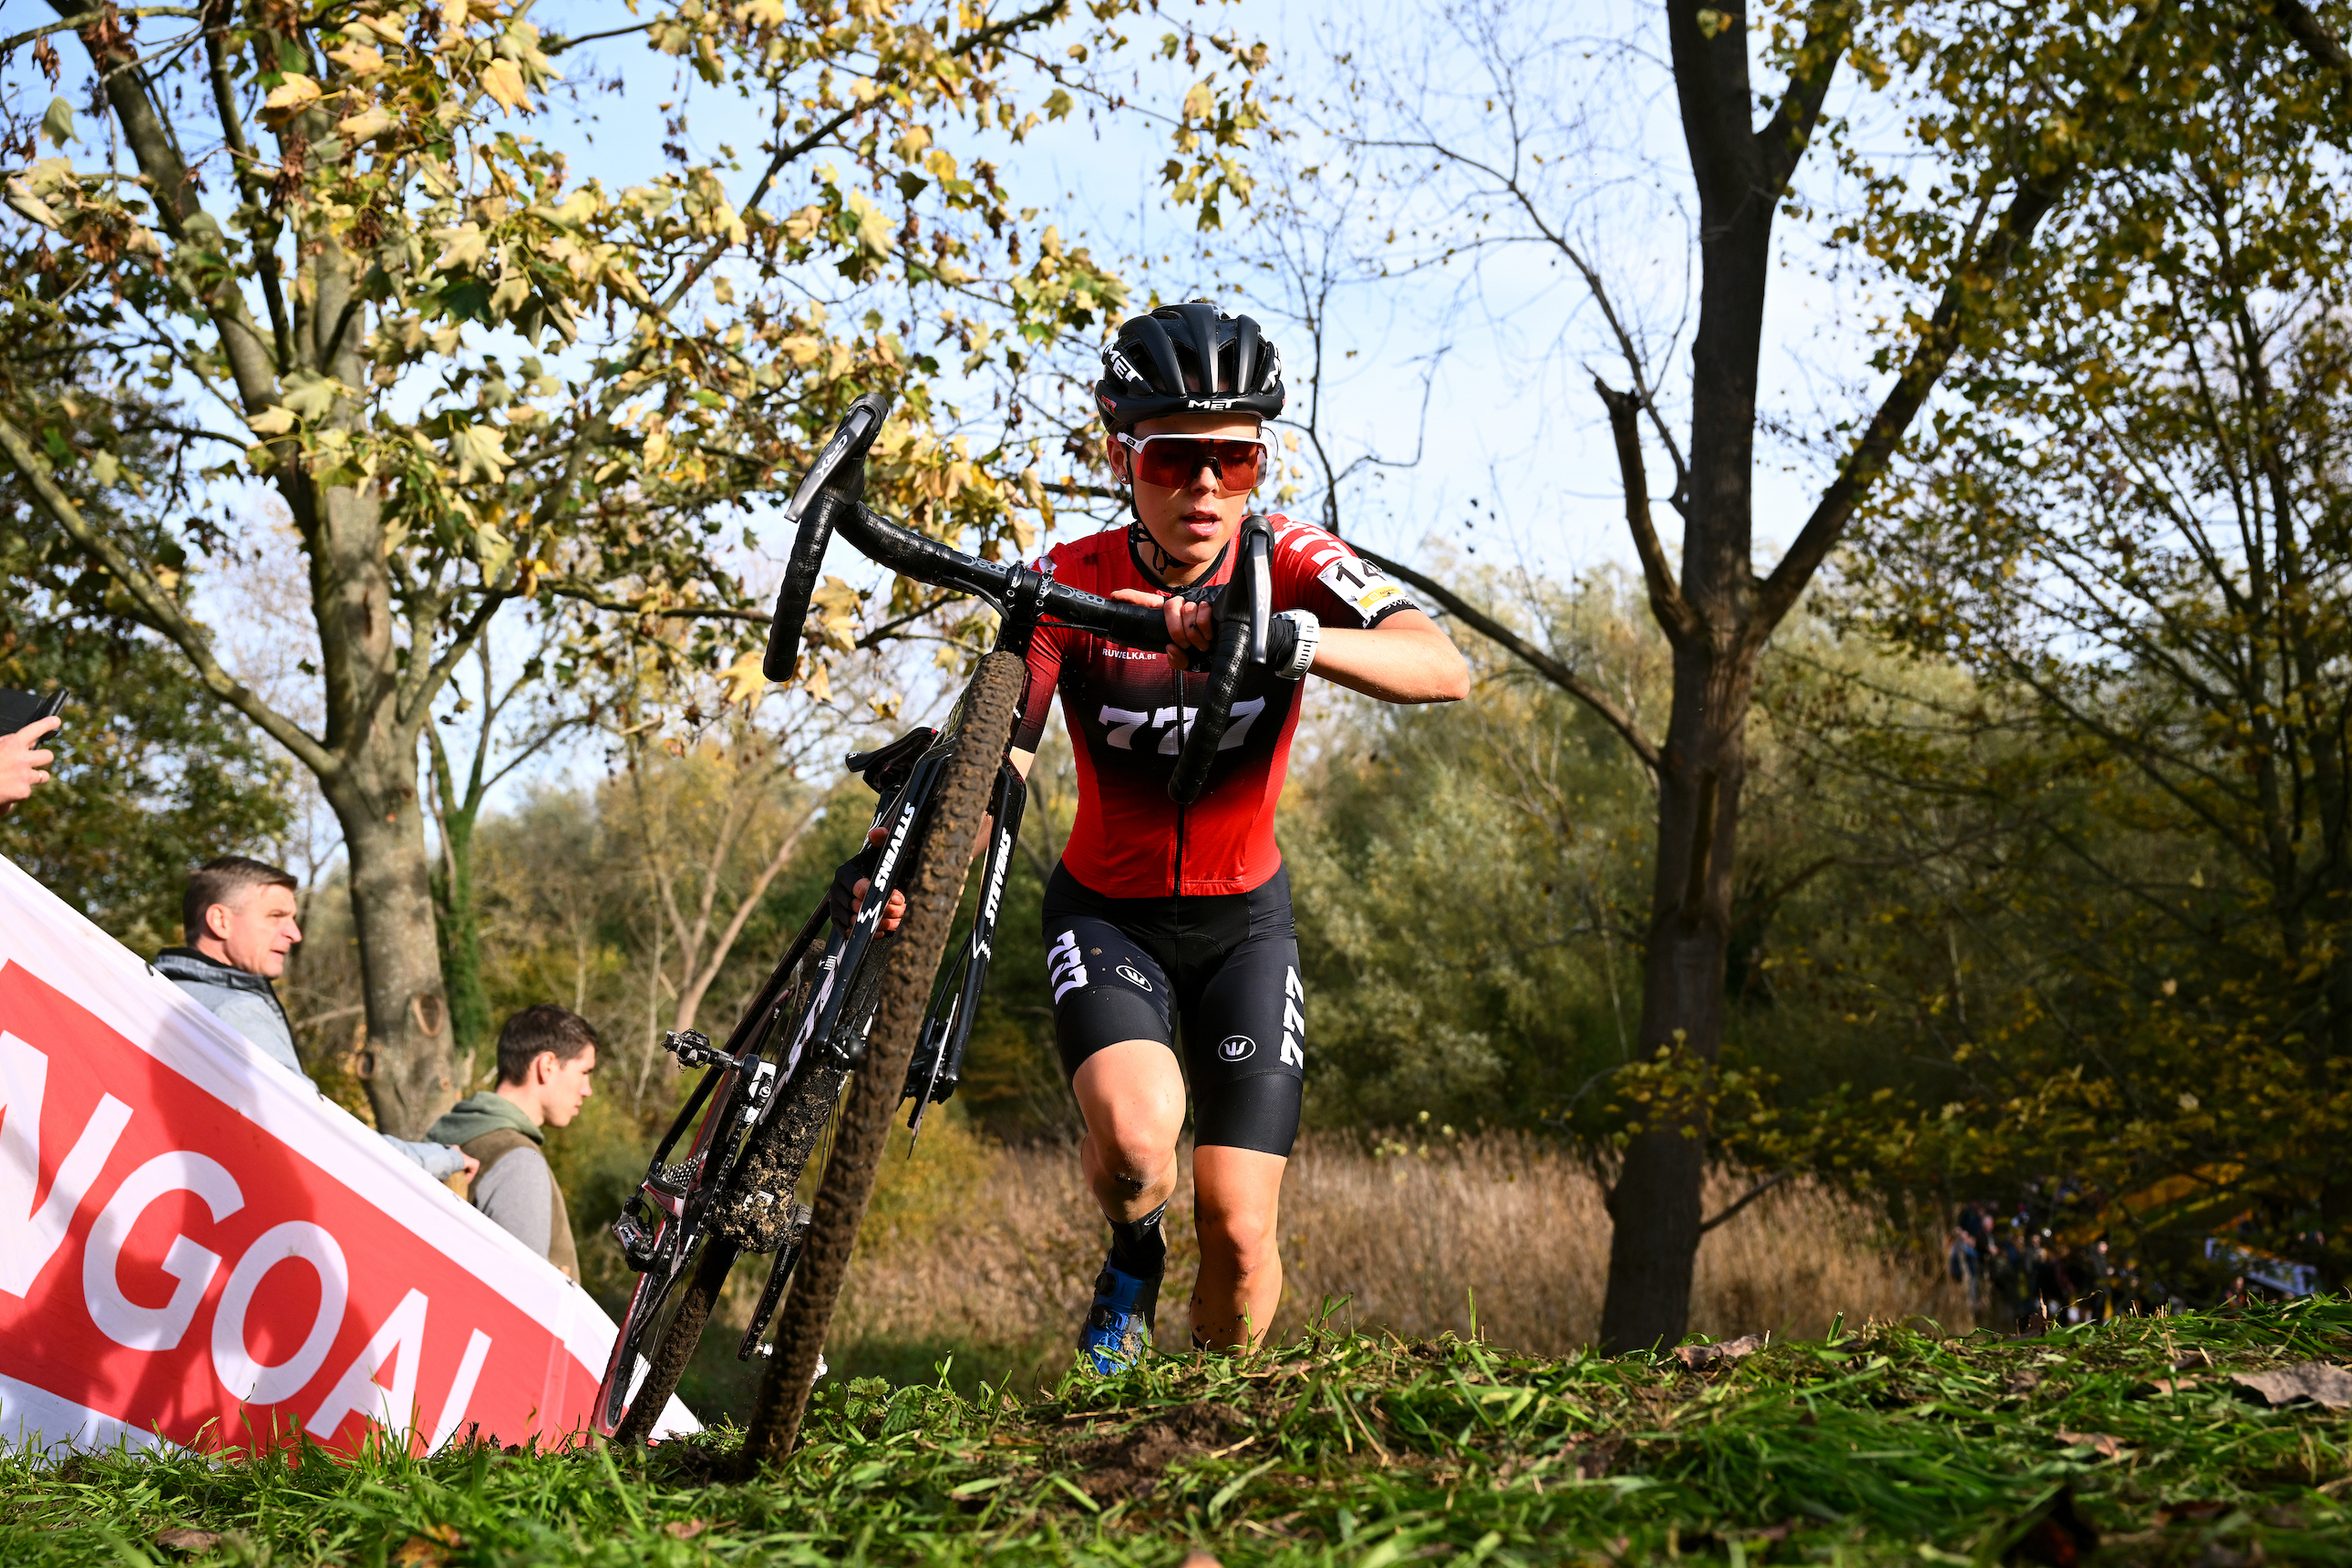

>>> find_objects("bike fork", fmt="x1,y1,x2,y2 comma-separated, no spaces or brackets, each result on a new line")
907,763,1027,1140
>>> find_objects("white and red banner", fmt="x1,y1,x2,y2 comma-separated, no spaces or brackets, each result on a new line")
0,853,691,1457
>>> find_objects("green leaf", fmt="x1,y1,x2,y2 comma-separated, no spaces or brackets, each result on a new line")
40,98,77,149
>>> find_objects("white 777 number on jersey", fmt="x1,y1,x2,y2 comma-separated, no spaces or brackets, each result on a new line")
1098,697,1267,754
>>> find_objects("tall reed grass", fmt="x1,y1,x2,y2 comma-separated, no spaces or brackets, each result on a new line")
719,1123,1970,1397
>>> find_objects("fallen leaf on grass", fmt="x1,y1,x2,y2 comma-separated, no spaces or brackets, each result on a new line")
2141,1375,2203,1396
391,1524,462,1566
1673,1333,1767,1369
1573,1438,1624,1480
2230,1362,2352,1411
155,1528,223,1554
663,1519,708,1541
2155,1500,2232,1527
1180,1554,1223,1568
2055,1430,2125,1458
2006,1486,2099,1567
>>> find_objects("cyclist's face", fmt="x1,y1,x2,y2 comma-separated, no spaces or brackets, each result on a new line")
1110,412,1264,570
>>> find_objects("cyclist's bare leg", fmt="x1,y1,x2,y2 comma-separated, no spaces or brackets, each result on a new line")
1191,1146,1285,1348
1073,1039,1185,1221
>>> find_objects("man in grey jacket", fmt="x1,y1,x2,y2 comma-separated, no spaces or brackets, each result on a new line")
154,855,473,1181
428,1004,597,1278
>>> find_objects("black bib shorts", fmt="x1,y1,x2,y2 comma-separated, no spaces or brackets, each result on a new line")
1041,862,1305,1157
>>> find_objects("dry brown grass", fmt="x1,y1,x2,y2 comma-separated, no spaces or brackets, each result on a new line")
811,1123,1969,1386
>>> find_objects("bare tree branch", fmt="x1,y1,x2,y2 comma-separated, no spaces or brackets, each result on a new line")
0,408,335,779
3,6,198,56
1747,164,2079,648
543,21,657,56
1698,1171,1790,1233
1353,543,1662,775
1594,377,1700,646
1754,3,1856,193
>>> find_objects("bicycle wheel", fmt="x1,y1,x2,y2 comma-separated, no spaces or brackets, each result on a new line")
605,1229,738,1445
738,649,1026,1468
603,957,853,1444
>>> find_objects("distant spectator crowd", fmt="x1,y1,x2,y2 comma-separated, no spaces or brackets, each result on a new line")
1948,1197,2166,1328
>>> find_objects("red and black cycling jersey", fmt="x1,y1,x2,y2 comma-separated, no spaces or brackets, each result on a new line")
1013,516,1423,897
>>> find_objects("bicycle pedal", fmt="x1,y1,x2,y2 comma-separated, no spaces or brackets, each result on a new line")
662,1029,735,1069
613,1209,660,1272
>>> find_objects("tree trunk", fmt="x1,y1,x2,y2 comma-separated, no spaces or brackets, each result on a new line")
429,802,493,1083
1600,647,1753,1349
330,757,458,1140
307,466,457,1140
1594,3,1785,1350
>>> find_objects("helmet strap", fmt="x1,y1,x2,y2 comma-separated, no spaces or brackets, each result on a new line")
1126,493,1232,600
1125,486,1181,587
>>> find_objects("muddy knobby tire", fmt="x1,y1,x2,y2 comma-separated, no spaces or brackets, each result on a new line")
609,1235,738,1447
738,650,1026,1469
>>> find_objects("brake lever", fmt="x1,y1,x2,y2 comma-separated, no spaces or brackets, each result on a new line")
1244,518,1272,665
1214,514,1273,665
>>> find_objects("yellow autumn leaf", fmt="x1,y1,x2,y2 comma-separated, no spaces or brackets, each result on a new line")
717,652,769,705
428,223,489,273
246,407,297,436
264,74,323,112
810,575,861,652
1181,81,1213,121
327,42,385,76
480,58,531,113
336,106,397,143
449,422,509,482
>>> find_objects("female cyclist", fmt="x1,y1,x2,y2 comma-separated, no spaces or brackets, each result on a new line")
1014,300,1470,1367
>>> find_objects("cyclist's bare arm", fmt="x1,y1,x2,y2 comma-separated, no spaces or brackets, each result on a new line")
1118,589,1470,705
1309,610,1468,703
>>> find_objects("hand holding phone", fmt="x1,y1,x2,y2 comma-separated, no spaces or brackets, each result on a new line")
0,692,63,815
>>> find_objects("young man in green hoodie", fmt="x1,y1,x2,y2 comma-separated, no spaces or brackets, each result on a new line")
429,1004,599,1280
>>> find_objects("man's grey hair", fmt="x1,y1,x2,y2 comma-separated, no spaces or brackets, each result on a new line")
182,855,297,944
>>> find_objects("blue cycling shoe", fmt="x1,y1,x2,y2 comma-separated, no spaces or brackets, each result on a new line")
1077,1261,1161,1375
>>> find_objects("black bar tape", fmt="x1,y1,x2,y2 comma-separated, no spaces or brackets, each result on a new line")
1167,612,1252,805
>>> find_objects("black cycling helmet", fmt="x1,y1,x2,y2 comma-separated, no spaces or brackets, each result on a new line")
1096,300,1284,432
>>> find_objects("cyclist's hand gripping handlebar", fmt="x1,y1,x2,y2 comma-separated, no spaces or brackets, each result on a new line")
1166,514,1273,807
763,393,892,683
763,397,1256,799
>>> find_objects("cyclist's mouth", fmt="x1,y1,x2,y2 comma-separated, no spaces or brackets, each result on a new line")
1177,507,1222,538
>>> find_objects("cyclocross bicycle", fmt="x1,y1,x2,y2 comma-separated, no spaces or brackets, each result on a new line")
593,392,1282,1453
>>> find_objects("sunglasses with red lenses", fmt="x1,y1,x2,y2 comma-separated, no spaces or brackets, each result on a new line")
1117,432,1272,493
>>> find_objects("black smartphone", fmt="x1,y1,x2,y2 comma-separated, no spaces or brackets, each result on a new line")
0,687,67,734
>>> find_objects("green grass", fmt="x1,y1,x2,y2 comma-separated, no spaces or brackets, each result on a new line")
5,1301,2351,1565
